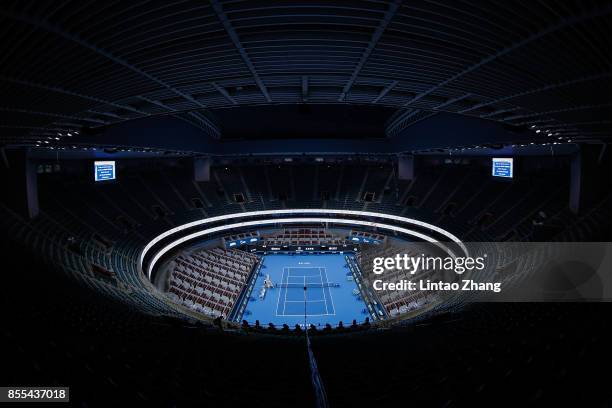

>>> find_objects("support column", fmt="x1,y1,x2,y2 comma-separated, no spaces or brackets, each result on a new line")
1,148,39,219
194,157,210,182
398,155,414,180
569,151,581,214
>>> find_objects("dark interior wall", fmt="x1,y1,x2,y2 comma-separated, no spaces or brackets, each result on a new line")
212,138,394,155
391,113,532,152
68,111,536,156
419,154,571,174
212,104,396,139
578,144,612,210
73,116,217,153
31,153,574,185
0,149,38,218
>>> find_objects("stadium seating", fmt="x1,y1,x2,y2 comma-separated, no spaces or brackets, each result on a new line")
167,248,259,317
356,242,439,316
4,237,610,406
1,161,610,325
262,228,345,246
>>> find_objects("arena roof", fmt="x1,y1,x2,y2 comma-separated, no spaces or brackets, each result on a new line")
0,1,610,148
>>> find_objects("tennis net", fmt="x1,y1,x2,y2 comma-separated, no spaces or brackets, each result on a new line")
275,282,340,288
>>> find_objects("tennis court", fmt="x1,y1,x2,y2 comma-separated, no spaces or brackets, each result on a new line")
245,253,368,327
275,266,336,317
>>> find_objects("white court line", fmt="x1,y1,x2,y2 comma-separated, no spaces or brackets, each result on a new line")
320,266,336,315
275,267,286,316
285,286,325,303
277,263,335,316
303,275,307,319
319,267,329,315
286,288,326,303
279,313,334,317
284,266,323,269
287,266,321,277
274,267,284,316
282,267,291,316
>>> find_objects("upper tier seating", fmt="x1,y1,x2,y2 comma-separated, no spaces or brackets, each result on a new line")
2,161,609,322
263,228,345,246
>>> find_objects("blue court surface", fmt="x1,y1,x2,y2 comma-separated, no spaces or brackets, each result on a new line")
245,253,368,327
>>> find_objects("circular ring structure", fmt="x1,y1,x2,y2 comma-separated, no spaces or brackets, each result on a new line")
139,209,467,280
